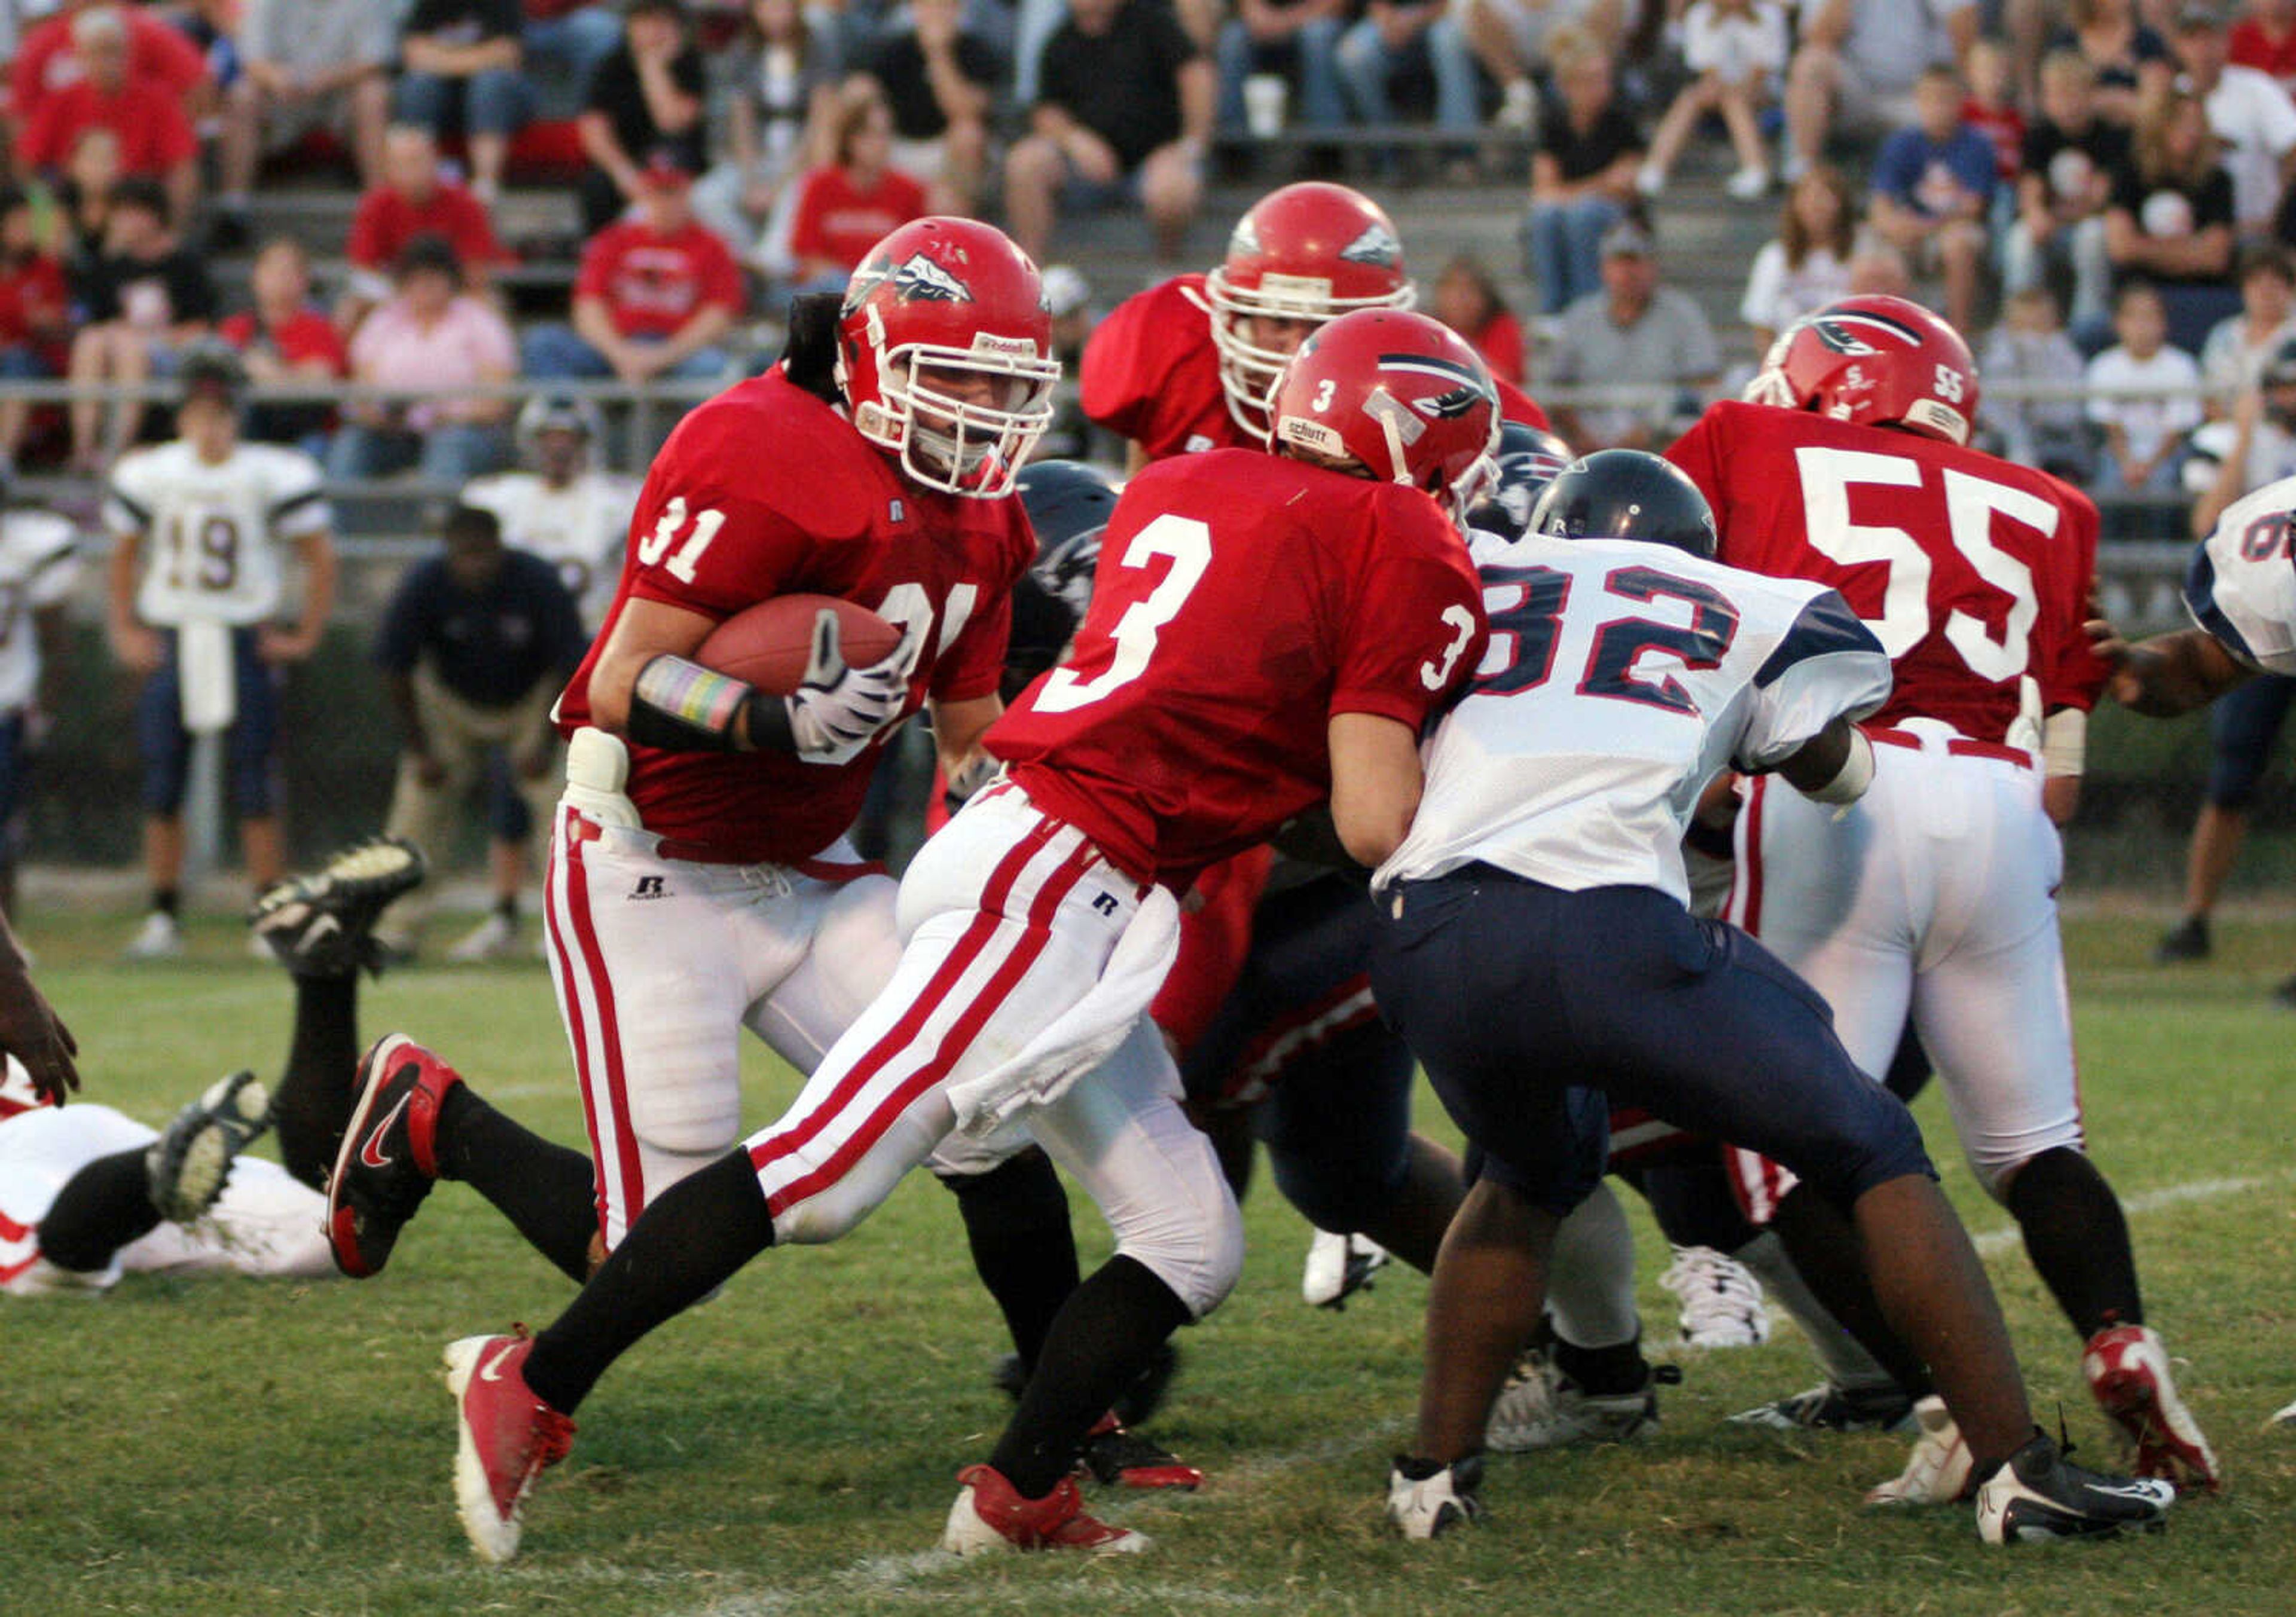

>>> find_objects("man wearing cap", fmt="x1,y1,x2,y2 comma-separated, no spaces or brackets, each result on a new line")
521,151,743,386
2173,4,2296,233
1546,220,1718,451
372,503,586,962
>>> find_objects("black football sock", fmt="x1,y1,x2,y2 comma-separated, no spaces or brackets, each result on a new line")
988,1255,1192,1499
36,1150,163,1272
270,973,361,1189
940,1147,1079,1376
2005,1147,2143,1336
1550,1331,1650,1396
433,1084,601,1283
152,887,179,919
523,1148,775,1416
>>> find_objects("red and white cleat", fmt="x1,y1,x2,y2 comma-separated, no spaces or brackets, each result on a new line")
2084,1323,2222,1494
941,1463,1151,1555
326,1034,462,1277
443,1331,576,1563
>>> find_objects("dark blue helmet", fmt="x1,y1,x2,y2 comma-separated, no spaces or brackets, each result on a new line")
1007,460,1119,700
1468,422,1574,541
1528,449,1718,560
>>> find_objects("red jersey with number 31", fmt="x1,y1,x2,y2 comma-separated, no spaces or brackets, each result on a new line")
986,449,1486,888
1665,401,2108,743
558,369,1033,864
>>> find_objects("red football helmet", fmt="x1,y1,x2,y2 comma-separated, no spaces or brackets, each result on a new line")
836,217,1060,498
1744,294,1980,447
1203,182,1415,443
1269,308,1500,521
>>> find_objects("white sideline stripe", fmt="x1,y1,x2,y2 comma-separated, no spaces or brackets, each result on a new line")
1968,1171,2283,1256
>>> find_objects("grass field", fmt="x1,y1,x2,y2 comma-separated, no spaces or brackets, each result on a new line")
6,908,2296,1616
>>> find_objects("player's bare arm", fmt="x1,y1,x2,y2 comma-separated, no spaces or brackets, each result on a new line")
261,530,337,664
103,528,161,674
930,692,1002,799
1328,712,1425,868
2088,622,2252,719
0,901,75,1104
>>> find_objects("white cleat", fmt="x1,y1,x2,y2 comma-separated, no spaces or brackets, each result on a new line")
446,912,518,963
1386,1455,1482,1539
1866,1395,1973,1506
1657,1244,1769,1348
942,1463,1149,1554
1485,1348,1671,1451
1302,1228,1387,1309
123,911,184,961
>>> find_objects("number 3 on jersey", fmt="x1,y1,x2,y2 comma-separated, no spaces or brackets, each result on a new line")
1793,446,2051,681
1033,513,1212,713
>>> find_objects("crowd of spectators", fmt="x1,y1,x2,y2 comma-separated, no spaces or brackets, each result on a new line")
0,0,2277,507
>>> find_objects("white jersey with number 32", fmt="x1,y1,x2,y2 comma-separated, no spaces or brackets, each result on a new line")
105,441,329,627
1377,531,1892,905
2187,473,2296,675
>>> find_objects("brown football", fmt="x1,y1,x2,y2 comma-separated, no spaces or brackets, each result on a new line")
698,594,903,695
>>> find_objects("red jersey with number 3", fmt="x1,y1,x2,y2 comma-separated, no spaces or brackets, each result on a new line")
1665,401,2108,743
986,449,1487,888
557,369,1032,864
1082,273,1550,464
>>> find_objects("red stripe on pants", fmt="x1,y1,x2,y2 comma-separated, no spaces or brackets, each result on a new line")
558,812,646,1237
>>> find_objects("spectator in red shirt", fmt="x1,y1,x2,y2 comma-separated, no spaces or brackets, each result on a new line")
10,1,210,133
1431,255,1526,389
523,151,743,383
15,8,201,228
221,239,352,453
1960,36,2028,188
785,82,929,292
341,125,508,329
0,186,72,470
2231,0,2296,94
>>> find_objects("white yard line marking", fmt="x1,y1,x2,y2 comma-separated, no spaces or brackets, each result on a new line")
1968,1171,2285,1256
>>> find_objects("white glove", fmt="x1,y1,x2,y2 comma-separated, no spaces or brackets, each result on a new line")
785,609,921,765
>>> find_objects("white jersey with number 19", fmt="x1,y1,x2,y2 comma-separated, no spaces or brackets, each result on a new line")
1376,530,1892,906
105,441,329,628
2187,473,2296,675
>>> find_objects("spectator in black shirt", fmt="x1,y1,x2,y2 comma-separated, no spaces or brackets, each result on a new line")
1003,0,1213,262
66,178,216,471
397,0,531,205
374,503,587,961
1522,30,1644,317
865,0,1002,213
578,0,709,236
2106,87,2239,351
2007,48,2129,332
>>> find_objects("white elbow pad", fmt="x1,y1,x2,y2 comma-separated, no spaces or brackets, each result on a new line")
2041,707,2087,778
1803,726,1874,806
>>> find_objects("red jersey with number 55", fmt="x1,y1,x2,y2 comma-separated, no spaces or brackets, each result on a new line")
557,369,1032,865
1666,400,2108,744
985,449,1486,888
1082,274,1550,464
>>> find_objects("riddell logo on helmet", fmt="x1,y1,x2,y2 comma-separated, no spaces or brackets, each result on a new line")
970,333,1040,357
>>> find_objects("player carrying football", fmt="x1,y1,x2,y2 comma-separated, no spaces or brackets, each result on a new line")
325,216,1058,1296
438,308,1498,1563
1666,295,2220,1495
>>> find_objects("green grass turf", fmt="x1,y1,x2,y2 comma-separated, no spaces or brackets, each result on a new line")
5,911,2296,1615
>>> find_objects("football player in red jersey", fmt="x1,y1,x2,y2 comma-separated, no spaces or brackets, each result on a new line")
1081,179,1548,470
322,217,1061,1293
439,309,1497,1563
1666,295,2221,1496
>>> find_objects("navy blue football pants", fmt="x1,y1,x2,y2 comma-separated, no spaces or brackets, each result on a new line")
1370,866,1934,1219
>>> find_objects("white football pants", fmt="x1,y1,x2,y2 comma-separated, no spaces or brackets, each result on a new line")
1727,722,2082,1211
